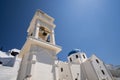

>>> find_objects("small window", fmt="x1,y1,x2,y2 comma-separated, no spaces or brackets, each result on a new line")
101,70,105,75
83,55,85,59
0,61,2,64
70,58,72,62
61,68,63,72
30,33,33,36
75,78,78,80
96,59,99,63
76,55,78,58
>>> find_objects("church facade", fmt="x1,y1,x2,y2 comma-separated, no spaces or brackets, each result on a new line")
0,10,114,80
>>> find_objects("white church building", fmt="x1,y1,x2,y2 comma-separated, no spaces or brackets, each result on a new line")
0,10,114,80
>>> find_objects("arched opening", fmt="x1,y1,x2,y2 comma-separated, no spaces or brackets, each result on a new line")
38,26,51,42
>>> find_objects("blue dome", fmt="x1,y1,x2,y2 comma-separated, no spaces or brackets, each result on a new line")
68,49,81,56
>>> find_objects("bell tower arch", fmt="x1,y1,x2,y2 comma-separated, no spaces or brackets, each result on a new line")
27,10,56,45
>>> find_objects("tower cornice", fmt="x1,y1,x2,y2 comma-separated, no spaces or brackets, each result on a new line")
27,10,56,33
18,37,61,58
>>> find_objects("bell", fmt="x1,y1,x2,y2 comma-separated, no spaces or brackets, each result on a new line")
43,32,47,36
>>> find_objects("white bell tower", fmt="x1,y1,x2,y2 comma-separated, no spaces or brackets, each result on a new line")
17,10,61,80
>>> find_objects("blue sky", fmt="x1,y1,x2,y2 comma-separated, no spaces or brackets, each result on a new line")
0,0,120,65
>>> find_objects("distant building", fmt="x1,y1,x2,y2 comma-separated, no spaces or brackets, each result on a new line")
0,49,21,80
0,10,116,80
57,49,113,80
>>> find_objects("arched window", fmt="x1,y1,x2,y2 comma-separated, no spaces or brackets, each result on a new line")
83,55,85,59
70,58,72,62
76,55,78,58
96,59,99,63
61,68,63,72
101,70,105,75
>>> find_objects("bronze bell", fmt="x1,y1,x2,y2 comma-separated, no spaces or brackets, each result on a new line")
43,32,47,36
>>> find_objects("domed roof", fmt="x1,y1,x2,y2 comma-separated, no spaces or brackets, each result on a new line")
68,49,81,56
